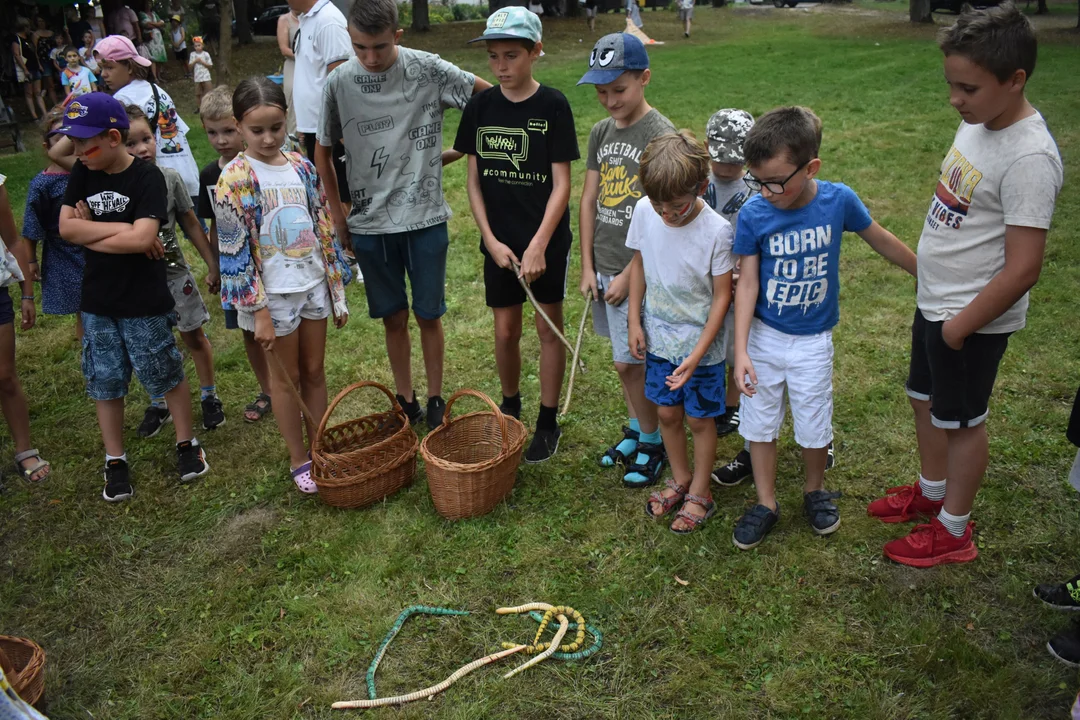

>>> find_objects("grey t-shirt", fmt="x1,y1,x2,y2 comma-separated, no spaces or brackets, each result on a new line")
917,113,1062,334
161,166,193,278
317,49,475,235
705,174,756,227
585,109,674,276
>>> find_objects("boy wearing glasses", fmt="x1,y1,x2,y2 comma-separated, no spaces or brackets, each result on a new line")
729,106,916,550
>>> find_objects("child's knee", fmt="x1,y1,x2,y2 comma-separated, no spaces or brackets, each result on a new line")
299,353,325,382
383,310,410,333
908,394,931,413
614,361,642,380
0,372,19,396
535,321,560,346
180,329,208,352
686,414,712,433
495,321,522,346
657,405,683,426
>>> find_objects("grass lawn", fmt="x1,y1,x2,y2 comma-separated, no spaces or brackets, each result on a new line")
1,6,1079,719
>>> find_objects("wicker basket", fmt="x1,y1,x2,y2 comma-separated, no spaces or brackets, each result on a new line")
0,635,45,707
311,381,419,509
420,389,527,520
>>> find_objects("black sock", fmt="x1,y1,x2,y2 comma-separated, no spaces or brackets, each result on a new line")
536,404,558,432
501,392,521,414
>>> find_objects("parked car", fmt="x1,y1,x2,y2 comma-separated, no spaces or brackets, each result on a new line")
251,5,290,35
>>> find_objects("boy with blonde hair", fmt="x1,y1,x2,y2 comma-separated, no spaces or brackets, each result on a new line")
630,131,735,534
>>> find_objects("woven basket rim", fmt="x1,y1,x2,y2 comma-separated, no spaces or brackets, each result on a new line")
420,410,527,472
314,415,415,463
313,434,419,489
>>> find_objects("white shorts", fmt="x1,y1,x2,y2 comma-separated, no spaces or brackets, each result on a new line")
237,282,331,337
738,319,833,449
591,272,641,366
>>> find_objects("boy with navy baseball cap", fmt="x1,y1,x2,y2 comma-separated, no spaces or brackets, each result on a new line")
56,92,209,502
454,6,580,463
576,33,675,488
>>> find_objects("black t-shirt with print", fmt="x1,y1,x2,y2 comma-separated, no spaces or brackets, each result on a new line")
63,156,173,318
197,158,223,220
454,85,580,257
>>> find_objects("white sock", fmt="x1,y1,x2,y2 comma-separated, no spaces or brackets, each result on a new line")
919,475,947,501
937,508,970,538
105,453,127,464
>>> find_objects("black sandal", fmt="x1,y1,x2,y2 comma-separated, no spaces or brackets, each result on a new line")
243,393,272,423
598,426,639,467
623,442,667,488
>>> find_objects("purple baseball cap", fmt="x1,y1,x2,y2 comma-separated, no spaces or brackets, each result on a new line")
51,93,131,139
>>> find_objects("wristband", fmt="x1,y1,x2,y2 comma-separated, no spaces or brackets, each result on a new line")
21,295,34,301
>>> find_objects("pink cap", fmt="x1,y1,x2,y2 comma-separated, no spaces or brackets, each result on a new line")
95,35,151,67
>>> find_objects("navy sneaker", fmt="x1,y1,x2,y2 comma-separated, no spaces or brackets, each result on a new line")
733,502,780,550
803,489,841,535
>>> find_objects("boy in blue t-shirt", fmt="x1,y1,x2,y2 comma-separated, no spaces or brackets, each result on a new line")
729,106,917,550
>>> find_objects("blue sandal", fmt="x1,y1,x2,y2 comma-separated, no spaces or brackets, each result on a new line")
623,442,667,488
599,426,639,467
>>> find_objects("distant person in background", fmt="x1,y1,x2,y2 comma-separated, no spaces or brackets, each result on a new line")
678,0,694,37
83,5,107,42
277,8,301,139
68,8,93,50
170,14,189,78
12,17,47,121
584,0,597,32
626,0,643,28
139,0,168,82
33,16,60,108
107,1,143,45
80,29,102,74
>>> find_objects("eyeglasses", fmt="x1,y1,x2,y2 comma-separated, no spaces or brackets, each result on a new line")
743,162,807,195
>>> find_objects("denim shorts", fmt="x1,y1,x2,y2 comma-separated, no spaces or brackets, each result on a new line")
351,223,449,320
81,312,185,401
645,353,726,419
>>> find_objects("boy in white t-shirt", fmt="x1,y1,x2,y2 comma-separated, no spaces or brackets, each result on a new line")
60,46,98,97
630,132,735,535
187,36,213,110
868,4,1063,568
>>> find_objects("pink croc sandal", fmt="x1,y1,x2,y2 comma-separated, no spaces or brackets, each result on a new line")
290,461,318,494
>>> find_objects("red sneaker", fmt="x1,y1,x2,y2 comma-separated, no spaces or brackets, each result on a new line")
867,482,944,523
883,517,978,568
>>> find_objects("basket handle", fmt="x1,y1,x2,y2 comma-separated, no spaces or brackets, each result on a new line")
442,388,510,454
312,380,405,452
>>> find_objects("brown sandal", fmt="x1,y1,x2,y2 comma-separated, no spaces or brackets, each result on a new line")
670,493,716,534
645,477,688,519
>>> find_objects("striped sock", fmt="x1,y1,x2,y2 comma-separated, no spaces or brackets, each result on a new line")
937,508,970,538
919,475,947,501
200,385,217,400
151,396,167,409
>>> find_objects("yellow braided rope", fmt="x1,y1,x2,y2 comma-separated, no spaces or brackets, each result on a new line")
496,603,586,654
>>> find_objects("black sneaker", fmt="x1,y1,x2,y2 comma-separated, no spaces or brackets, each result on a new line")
524,427,561,464
826,442,836,470
712,449,752,487
1034,573,1080,610
102,458,133,502
803,489,842,535
499,401,522,421
201,395,225,430
138,404,172,438
715,407,740,437
1047,624,1080,668
396,393,424,426
426,395,446,430
177,440,209,483
733,503,780,550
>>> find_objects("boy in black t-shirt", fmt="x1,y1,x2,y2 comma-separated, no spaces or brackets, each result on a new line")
56,92,209,502
453,7,580,463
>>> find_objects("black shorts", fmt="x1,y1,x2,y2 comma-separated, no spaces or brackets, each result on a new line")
175,49,187,63
484,244,570,309
304,133,350,205
0,288,14,326
906,309,1011,429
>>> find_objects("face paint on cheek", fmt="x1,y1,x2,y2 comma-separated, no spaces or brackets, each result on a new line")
84,146,102,158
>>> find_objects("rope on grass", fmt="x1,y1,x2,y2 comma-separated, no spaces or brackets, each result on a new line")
501,613,568,680
366,605,470,701
561,299,590,417
331,645,527,710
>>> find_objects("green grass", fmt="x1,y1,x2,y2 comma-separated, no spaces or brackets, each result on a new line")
1,7,1079,719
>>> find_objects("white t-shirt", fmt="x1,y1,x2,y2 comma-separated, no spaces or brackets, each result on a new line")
113,79,201,198
625,198,736,366
247,156,325,294
917,112,1062,334
61,66,97,96
294,0,352,134
79,45,100,73
189,50,212,82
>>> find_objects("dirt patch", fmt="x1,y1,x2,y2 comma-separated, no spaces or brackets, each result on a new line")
214,507,278,558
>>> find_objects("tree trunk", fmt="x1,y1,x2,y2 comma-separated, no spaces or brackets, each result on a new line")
219,0,233,85
412,0,430,31
1035,0,1047,13
909,0,932,23
236,0,253,42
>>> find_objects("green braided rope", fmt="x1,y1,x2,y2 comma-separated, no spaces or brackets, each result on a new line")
527,611,603,661
367,605,470,700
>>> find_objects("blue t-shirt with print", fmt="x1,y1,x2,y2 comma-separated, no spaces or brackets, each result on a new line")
733,180,872,336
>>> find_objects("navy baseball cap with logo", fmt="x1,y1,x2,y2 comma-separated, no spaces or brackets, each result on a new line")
51,92,130,139
577,33,650,86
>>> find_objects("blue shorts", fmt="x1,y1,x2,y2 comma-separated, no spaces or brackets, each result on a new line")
81,312,185,401
351,223,449,320
223,307,240,330
645,353,726,419
0,289,13,326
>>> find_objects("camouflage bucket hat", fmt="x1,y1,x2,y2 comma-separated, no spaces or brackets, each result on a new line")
706,109,755,164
